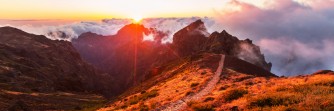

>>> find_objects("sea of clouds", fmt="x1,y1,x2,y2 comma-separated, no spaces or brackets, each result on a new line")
1,0,333,76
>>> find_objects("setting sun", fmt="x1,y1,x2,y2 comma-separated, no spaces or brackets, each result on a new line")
132,16,143,23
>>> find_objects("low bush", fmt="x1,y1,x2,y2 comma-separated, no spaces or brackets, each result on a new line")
128,89,159,105
223,89,248,102
248,93,302,108
187,100,214,111
204,97,215,102
191,83,200,87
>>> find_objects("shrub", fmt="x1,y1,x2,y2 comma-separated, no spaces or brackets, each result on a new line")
186,91,194,96
142,89,159,99
204,97,215,102
201,71,207,75
234,76,254,82
120,105,128,109
191,83,200,87
191,103,214,111
128,89,159,105
187,100,199,106
139,103,149,111
248,94,302,108
314,80,334,87
219,85,229,91
245,81,254,86
129,97,140,105
187,100,214,111
223,89,248,102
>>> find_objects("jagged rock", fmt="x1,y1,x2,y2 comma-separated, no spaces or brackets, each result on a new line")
172,20,272,71
173,20,209,57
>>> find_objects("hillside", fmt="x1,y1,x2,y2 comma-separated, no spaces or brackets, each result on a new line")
98,54,334,110
0,27,115,110
72,20,272,96
96,20,333,111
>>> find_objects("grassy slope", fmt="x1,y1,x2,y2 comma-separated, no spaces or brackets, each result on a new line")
98,53,334,111
187,69,334,111
98,54,221,111
0,90,107,111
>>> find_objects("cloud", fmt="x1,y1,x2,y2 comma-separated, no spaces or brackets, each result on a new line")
1,17,220,42
259,38,334,76
214,0,334,75
1,0,333,75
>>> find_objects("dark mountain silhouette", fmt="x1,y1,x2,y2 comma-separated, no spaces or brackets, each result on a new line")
72,19,273,95
72,24,178,92
0,27,116,96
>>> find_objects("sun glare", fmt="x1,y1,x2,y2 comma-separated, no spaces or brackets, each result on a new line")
132,15,143,23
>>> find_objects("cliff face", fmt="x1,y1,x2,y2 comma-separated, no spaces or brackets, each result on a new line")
0,27,116,97
172,20,272,71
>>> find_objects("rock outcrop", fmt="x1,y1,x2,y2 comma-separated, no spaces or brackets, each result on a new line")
173,20,209,57
172,20,272,71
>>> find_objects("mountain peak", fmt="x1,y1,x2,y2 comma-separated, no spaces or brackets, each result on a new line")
0,26,29,35
116,23,149,35
115,23,150,42
173,19,209,57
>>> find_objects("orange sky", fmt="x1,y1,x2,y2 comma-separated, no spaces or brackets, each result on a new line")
0,0,267,20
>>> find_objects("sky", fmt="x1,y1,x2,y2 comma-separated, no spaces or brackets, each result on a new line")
0,0,334,75
0,0,266,20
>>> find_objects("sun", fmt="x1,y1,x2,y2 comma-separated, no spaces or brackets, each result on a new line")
132,15,143,23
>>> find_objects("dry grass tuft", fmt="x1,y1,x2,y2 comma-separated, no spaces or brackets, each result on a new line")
223,89,248,102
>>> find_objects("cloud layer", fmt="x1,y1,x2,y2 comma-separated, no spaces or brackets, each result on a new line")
215,0,334,75
1,0,334,76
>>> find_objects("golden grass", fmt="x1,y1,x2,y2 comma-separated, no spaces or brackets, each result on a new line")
203,69,334,111
98,59,334,111
98,58,217,111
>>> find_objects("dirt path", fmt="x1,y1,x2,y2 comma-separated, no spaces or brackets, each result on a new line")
154,55,225,111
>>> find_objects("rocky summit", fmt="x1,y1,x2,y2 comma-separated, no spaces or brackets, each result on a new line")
173,20,272,71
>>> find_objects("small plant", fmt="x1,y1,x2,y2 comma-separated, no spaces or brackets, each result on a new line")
223,89,248,102
314,80,334,87
189,102,214,111
248,94,302,108
120,105,128,109
201,71,207,75
245,81,254,86
204,97,215,102
139,89,159,102
139,103,149,111
187,100,199,106
186,91,194,96
191,82,200,87
129,97,140,105
128,89,159,105
219,85,229,91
